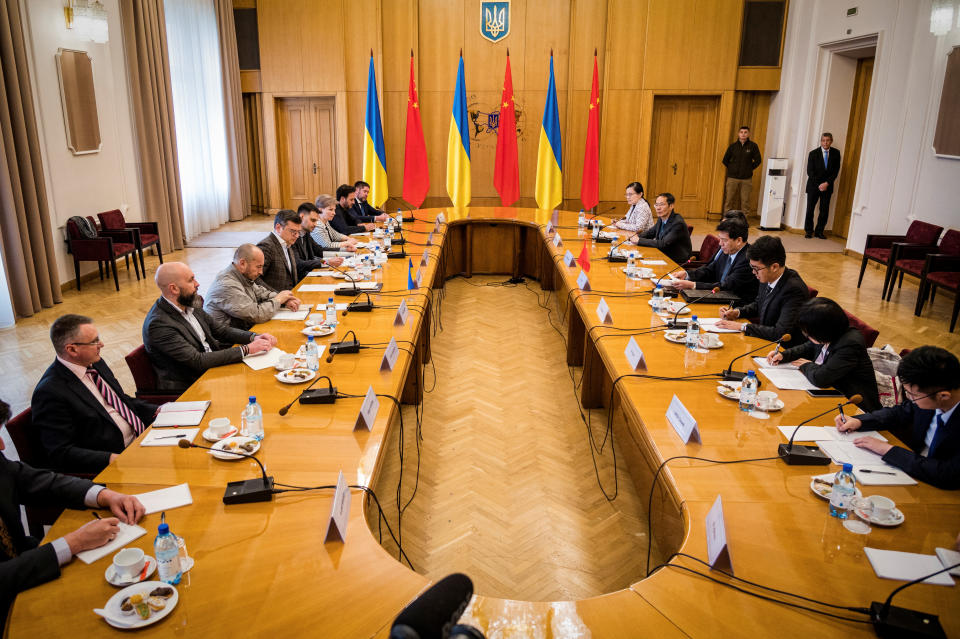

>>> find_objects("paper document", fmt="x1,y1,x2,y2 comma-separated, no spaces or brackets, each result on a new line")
298,284,339,293
243,347,285,371
153,401,210,427
935,548,960,577
306,270,337,277
698,318,742,334
337,282,380,291
817,440,887,466
864,548,955,586
140,428,199,446
852,465,917,486
272,305,312,321
76,522,146,564
134,483,193,515
752,356,798,370
776,426,887,443
641,259,668,266
758,368,819,391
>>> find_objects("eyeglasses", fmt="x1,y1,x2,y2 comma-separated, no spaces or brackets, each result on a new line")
69,338,103,347
750,265,767,274
901,386,943,402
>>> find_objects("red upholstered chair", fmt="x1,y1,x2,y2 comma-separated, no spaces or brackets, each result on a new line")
885,229,959,302
66,218,139,291
98,209,163,274
843,311,879,348
903,230,960,314
919,254,960,332
125,345,180,404
686,234,720,268
858,220,943,298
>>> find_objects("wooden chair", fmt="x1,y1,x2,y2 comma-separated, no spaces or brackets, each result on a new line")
687,234,720,269
97,209,163,274
884,229,959,302
843,311,879,348
65,218,140,291
125,345,180,404
920,254,960,332
857,220,943,298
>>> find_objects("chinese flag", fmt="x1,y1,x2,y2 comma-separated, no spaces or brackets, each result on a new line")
576,238,591,272
403,51,429,208
580,52,600,210
493,51,519,206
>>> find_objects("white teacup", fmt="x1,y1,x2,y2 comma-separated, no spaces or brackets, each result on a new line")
307,312,325,326
208,417,233,437
700,333,721,348
277,353,295,370
113,547,145,580
864,495,896,521
756,390,778,409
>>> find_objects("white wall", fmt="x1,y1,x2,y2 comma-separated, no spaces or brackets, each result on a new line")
21,0,144,285
768,0,960,251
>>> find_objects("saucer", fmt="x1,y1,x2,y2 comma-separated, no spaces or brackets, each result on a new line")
105,555,156,587
855,507,904,527
275,368,316,384
210,436,260,461
301,325,335,337
202,426,237,442
100,581,178,629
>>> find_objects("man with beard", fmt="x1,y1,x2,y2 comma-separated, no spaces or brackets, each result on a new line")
143,262,276,393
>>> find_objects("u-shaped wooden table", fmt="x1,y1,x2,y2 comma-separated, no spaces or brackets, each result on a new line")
8,208,959,638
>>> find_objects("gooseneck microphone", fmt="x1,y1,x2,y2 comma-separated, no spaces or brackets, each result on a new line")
329,264,361,296
779,394,862,465
869,561,959,638
279,375,338,414
178,438,275,504
348,291,375,312
389,573,484,639
605,234,634,262
326,330,361,363
654,261,692,288
665,287,721,329
722,334,791,382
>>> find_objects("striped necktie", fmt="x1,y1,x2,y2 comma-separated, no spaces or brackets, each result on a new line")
86,367,145,435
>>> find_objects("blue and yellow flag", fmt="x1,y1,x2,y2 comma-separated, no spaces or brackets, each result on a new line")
446,54,471,208
535,54,562,210
408,258,416,289
363,55,388,208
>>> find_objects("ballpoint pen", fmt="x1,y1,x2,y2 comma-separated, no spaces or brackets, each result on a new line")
92,512,102,519
858,469,896,475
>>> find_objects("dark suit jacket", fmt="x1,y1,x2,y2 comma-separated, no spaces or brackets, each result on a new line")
256,233,297,293
781,328,881,412
143,298,255,393
31,359,157,474
331,204,366,236
856,401,960,489
805,146,841,194
352,199,381,222
292,232,327,279
734,267,808,348
634,212,693,266
687,244,758,302
0,454,94,627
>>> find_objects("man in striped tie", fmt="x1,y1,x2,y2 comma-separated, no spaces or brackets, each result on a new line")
32,314,158,474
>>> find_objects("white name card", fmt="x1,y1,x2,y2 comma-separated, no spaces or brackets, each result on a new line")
545,220,554,235
576,270,591,291
394,298,409,326
355,385,379,431
563,249,576,267
420,252,429,267
426,233,433,246
553,233,563,247
706,495,733,572
624,336,647,371
323,470,351,543
380,337,400,372
596,297,613,324
416,270,423,288
436,212,446,224
666,394,700,444
551,210,559,228
434,220,441,233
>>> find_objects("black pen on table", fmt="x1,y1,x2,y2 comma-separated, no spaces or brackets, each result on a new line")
859,469,896,475
92,512,101,520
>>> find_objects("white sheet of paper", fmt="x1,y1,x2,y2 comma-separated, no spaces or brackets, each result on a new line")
564,249,576,266
394,299,409,326
272,305,311,321
641,259,668,266
134,483,193,515
306,270,337,277
817,440,887,466
824,426,887,443
75,522,147,565
596,297,613,324
159,401,209,413
852,465,917,486
298,284,339,292
935,548,960,577
576,270,591,291
776,426,888,443
752,356,798,370
705,495,732,571
380,337,399,372
698,318,743,333
667,395,700,444
864,548,955,586
243,347,285,370
624,336,647,371
356,385,379,431
153,410,207,427
553,233,562,247
337,282,380,291
758,368,819,391
140,428,200,446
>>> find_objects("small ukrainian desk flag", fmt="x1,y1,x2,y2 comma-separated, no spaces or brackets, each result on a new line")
363,53,388,208
446,53,471,208
535,53,562,210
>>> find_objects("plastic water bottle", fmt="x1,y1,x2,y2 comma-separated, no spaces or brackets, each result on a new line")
396,209,403,229
154,523,182,585
685,314,700,350
653,285,665,312
241,396,263,441
830,463,857,519
739,370,758,412
578,209,586,226
304,336,319,371
325,297,337,326
592,222,600,240
384,233,392,250
627,251,636,275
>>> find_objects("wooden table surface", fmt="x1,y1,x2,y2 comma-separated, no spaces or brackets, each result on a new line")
8,208,959,638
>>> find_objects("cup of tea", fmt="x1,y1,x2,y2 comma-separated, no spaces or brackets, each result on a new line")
865,495,896,521
208,417,233,438
307,312,324,326
113,548,145,580
277,353,295,370
757,390,778,409
700,333,721,348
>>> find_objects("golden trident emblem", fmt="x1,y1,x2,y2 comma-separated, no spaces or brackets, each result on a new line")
485,6,506,38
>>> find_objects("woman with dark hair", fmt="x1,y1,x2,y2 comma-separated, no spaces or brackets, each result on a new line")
766,297,881,411
615,182,653,233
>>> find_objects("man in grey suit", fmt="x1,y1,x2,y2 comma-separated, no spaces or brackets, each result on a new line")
204,244,301,330
143,262,276,393
257,209,301,292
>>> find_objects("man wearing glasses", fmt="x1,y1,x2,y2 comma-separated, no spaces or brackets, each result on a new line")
835,346,960,489
31,314,158,474
256,209,303,293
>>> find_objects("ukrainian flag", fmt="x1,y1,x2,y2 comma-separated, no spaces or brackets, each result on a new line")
535,54,562,210
363,55,388,208
446,54,471,208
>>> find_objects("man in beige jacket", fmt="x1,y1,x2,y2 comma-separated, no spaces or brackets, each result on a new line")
204,244,301,330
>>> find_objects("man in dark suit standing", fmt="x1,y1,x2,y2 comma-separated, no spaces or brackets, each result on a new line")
293,202,343,277
257,209,301,292
670,217,758,302
0,398,145,627
715,235,809,348
143,262,275,393
837,346,960,489
629,193,693,266
32,315,158,474
352,180,390,222
804,132,841,239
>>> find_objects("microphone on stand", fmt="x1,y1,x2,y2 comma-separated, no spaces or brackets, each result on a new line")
279,375,338,414
389,573,484,639
664,287,721,329
869,562,959,638
654,260,692,288
605,234,634,262
329,264,361,297
347,291,375,312
326,330,361,363
586,205,616,222
178,438,275,504
778,394,862,465
721,334,791,381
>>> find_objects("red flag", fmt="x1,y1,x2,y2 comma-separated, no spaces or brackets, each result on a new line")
580,52,600,210
403,51,429,208
493,51,519,206
576,238,591,272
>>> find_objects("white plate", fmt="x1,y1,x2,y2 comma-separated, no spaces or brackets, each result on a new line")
809,475,864,501
648,297,676,307
716,385,740,400
855,506,905,527
301,325,335,337
664,330,688,344
275,368,316,384
105,555,156,587
201,426,238,442
101,581,178,629
210,436,260,461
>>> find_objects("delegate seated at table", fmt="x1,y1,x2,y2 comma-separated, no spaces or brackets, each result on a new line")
835,346,960,489
204,244,300,330
629,192,692,266
670,217,758,302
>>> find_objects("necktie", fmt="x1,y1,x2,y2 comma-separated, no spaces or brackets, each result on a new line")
0,517,18,557
823,149,829,168
86,367,145,435
929,413,947,456
720,254,733,282
814,346,827,365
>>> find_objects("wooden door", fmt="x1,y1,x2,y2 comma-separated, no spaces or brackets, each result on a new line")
276,97,336,211
832,57,874,239
648,96,720,218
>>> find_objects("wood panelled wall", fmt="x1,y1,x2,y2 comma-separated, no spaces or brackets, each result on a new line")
253,0,778,216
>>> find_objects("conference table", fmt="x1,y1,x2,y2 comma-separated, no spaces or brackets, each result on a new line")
7,208,959,638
